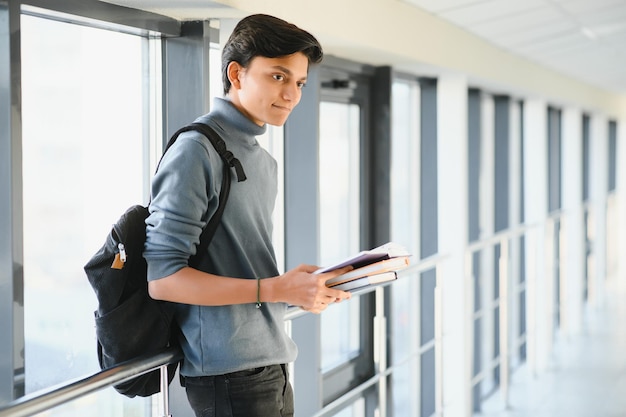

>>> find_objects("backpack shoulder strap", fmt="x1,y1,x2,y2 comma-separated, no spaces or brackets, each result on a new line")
166,123,247,182
190,122,247,183
159,122,248,267
158,123,247,181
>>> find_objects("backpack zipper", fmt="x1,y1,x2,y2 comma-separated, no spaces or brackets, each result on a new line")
118,243,127,263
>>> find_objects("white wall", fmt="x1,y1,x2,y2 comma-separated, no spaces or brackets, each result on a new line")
111,0,626,120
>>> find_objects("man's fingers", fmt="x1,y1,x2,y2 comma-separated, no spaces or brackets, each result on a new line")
299,264,321,273
327,288,351,302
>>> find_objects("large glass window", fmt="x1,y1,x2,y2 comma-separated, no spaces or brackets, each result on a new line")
21,12,155,414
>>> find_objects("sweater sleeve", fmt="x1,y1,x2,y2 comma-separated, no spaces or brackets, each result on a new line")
143,132,222,281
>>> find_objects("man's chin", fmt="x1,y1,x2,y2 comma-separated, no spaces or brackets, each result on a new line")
266,117,289,127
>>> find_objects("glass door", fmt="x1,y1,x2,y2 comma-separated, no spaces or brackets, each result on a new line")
318,67,375,407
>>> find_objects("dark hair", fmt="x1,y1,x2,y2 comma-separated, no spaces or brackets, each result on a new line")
221,14,323,94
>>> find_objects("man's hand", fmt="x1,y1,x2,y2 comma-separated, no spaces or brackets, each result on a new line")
269,264,352,313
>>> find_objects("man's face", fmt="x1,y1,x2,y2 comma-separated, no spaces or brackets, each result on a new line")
228,52,309,127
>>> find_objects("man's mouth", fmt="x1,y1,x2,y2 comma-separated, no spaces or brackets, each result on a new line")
273,104,292,112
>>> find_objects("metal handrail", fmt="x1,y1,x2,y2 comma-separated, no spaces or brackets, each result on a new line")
464,220,541,415
307,252,448,417
0,348,183,417
464,214,567,416
0,252,447,417
466,221,537,254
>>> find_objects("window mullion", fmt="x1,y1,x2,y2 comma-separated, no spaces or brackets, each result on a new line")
0,0,25,402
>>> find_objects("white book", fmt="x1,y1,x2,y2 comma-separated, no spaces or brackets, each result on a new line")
329,271,398,292
324,256,410,288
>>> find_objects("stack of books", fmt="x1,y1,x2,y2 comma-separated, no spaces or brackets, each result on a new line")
317,242,412,292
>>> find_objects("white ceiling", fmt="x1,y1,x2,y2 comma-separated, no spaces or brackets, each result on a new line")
104,0,626,96
404,0,626,95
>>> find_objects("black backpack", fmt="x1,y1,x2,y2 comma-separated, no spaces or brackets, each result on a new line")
84,122,246,398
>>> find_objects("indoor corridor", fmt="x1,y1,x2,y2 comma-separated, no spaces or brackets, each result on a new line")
477,278,626,417
2,2,626,417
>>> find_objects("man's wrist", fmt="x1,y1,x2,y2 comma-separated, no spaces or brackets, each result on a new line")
260,276,279,304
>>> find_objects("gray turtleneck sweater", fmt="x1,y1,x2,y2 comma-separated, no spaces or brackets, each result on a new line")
144,98,297,377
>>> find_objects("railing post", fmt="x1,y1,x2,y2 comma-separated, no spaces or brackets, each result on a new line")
559,217,568,336
499,239,509,409
526,227,538,377
159,365,172,417
434,265,444,416
464,250,474,417
545,219,555,358
374,287,387,417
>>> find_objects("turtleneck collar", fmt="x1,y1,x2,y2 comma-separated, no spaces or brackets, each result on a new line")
212,97,267,139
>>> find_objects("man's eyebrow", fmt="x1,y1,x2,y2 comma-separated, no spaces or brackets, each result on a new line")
272,65,308,80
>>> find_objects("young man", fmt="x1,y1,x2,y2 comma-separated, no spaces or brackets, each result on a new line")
143,14,351,417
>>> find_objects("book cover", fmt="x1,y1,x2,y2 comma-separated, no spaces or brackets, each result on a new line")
316,242,411,274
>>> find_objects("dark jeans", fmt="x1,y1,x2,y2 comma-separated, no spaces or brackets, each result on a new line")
184,364,294,417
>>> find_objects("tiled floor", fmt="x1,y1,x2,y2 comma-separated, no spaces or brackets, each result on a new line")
476,279,626,417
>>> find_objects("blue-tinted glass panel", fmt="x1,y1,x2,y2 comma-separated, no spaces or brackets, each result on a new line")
319,101,361,371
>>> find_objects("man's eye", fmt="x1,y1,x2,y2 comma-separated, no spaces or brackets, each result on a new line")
273,74,284,81
297,82,306,88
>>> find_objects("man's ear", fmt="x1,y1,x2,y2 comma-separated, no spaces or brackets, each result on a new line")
227,61,243,90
